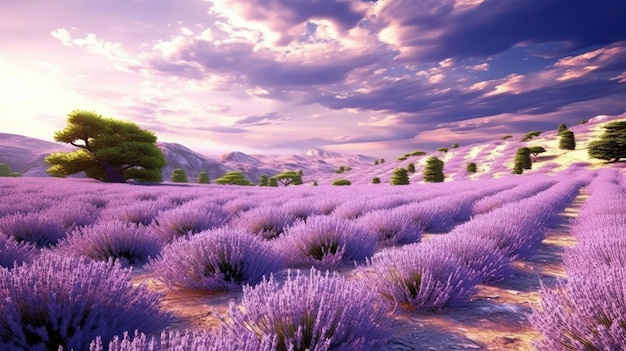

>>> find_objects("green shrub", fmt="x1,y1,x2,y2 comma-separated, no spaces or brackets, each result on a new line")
312,180,318,186
559,130,576,150
501,135,513,140
0,163,12,177
437,147,449,153
258,174,269,186
588,121,626,162
451,143,459,149
521,131,542,142
170,168,188,183
372,177,380,184
397,156,407,161
406,163,415,173
466,162,477,173
512,147,532,174
215,171,254,186
390,168,410,185
410,151,426,157
423,157,444,183
332,179,351,186
197,171,210,184
557,123,568,133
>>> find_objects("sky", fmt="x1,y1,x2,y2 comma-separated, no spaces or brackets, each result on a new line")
1,0,626,159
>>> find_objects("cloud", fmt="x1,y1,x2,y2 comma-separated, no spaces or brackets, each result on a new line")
232,112,291,126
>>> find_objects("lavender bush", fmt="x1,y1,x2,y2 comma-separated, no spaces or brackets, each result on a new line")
0,234,38,268
55,221,164,266
365,244,478,310
148,228,281,291
0,254,171,351
230,207,297,240
154,201,231,242
278,215,377,268
100,200,170,226
90,330,277,351
0,212,66,247
356,208,423,245
226,268,391,351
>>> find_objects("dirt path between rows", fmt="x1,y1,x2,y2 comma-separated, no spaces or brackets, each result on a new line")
132,192,587,351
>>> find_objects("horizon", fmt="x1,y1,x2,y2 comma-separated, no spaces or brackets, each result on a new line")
1,0,626,160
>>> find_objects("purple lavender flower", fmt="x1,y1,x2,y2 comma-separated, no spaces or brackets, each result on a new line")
148,228,282,291
0,212,66,247
277,215,377,268
55,220,164,266
230,207,297,240
100,199,170,226
226,268,391,351
0,254,171,351
365,244,478,310
0,234,38,268
154,202,231,242
356,208,423,245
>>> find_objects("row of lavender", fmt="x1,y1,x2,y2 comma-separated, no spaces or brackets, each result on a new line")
531,168,626,350
0,173,599,350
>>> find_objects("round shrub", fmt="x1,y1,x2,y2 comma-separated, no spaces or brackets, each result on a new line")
332,179,351,186
148,228,282,291
0,234,38,268
0,254,171,351
466,162,477,173
278,215,377,268
40,203,99,229
0,212,66,247
230,207,297,240
226,268,391,351
423,157,444,183
100,199,170,226
365,244,478,310
357,208,423,246
154,201,231,242
55,221,164,266
372,176,381,184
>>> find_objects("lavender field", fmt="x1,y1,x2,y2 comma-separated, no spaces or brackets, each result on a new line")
1,168,625,351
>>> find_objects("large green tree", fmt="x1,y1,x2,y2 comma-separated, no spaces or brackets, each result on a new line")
588,120,626,163
45,110,166,183
271,171,303,186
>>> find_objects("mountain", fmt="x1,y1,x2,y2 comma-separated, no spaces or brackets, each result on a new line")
0,133,72,176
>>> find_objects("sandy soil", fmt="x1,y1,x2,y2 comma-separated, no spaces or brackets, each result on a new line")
131,192,586,350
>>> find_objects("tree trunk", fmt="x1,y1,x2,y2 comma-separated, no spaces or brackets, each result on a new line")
98,160,125,183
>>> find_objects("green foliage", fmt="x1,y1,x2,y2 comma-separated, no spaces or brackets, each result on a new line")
437,147,449,153
346,166,352,171
268,177,278,187
298,169,304,176
557,123,568,133
513,147,532,174
271,171,303,186
259,174,269,186
380,158,385,164
559,130,576,150
423,157,444,183
170,168,188,183
332,179,351,186
501,135,513,140
396,156,407,161
528,146,547,159
0,163,12,177
466,162,477,173
410,151,426,157
45,110,166,183
374,160,379,165
372,177,381,184
197,171,210,184
312,180,318,186
588,120,626,162
335,166,346,174
521,131,542,142
390,168,410,185
451,143,459,149
10,172,22,177
406,163,416,173
214,171,255,186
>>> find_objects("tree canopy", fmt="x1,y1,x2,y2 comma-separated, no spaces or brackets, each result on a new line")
45,110,166,183
588,120,626,163
271,171,303,186
214,171,254,186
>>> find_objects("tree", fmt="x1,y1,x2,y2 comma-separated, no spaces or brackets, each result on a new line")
271,171,303,186
452,143,459,149
406,163,416,173
390,168,410,185
332,179,351,186
298,169,304,176
437,147,449,153
198,171,210,184
528,146,547,161
502,135,513,140
557,123,568,133
513,147,532,174
312,180,318,186
0,163,12,177
374,160,379,165
522,131,542,142
423,157,444,183
410,151,426,157
380,158,385,164
214,171,254,186
559,130,576,150
335,166,346,174
588,120,626,162
45,110,166,183
466,162,477,173
259,174,269,186
170,168,188,183
268,177,278,187
372,177,381,184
